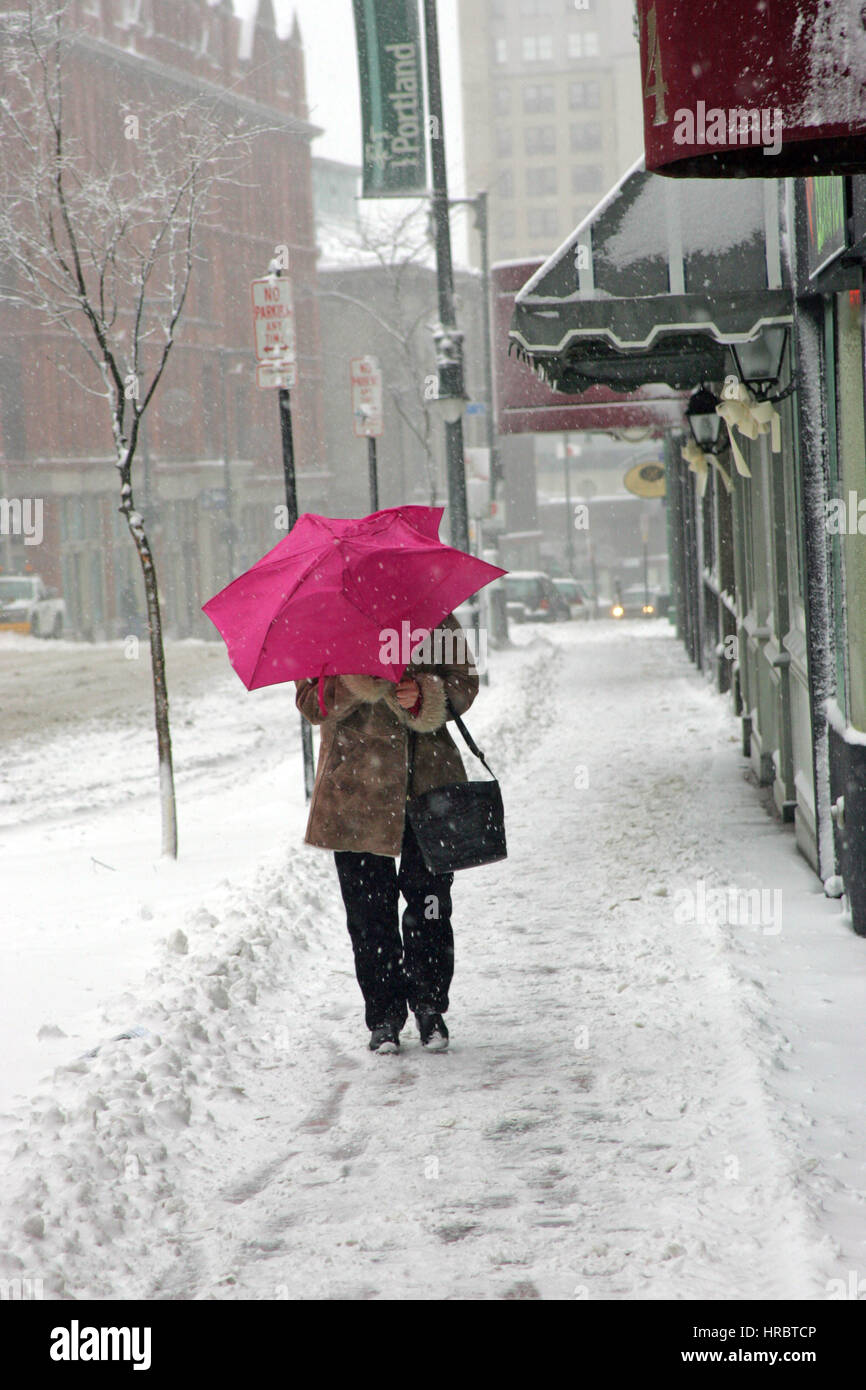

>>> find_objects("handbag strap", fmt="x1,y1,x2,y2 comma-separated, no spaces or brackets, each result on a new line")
406,696,497,789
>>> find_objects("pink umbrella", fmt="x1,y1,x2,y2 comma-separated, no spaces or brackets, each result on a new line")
201,506,506,711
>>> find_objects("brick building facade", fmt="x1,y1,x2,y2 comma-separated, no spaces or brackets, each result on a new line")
0,0,326,639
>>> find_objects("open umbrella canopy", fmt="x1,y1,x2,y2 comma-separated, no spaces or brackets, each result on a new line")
201,505,506,691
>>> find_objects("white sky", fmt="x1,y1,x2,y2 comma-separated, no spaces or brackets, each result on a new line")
235,0,466,191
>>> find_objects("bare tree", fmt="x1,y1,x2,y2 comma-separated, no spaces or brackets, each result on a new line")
0,1,259,858
318,204,443,505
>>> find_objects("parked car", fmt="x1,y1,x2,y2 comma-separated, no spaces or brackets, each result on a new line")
503,571,571,623
552,577,592,620
0,574,65,637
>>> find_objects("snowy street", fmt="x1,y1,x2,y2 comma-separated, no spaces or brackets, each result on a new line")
2,622,863,1301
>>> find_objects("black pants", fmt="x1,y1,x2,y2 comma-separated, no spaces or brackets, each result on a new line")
334,818,454,1031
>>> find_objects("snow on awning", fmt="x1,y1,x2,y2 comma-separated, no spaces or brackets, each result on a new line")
509,159,792,396
636,0,866,178
493,258,686,438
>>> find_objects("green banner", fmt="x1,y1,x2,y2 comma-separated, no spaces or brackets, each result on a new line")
805,176,847,279
353,0,427,198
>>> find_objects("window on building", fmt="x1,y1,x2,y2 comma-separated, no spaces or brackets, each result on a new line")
527,166,557,196
523,83,555,113
498,170,515,198
569,121,602,150
522,34,553,61
496,126,513,157
525,124,556,155
569,31,601,60
527,207,559,238
571,164,604,193
498,210,517,240
494,86,511,116
568,79,601,108
495,37,507,64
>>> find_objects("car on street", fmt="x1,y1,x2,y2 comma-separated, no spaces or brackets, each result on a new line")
0,574,65,637
552,577,592,620
503,571,571,623
610,584,666,620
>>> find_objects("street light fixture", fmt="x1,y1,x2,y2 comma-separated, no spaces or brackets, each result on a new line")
729,326,793,401
428,325,469,425
686,384,727,454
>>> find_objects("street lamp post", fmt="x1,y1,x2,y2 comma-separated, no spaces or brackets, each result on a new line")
448,189,509,646
423,0,469,555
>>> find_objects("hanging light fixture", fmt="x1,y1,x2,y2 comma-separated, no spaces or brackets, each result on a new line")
686,385,727,454
729,326,794,402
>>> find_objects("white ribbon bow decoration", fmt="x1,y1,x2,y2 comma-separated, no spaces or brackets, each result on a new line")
715,381,782,479
682,439,733,498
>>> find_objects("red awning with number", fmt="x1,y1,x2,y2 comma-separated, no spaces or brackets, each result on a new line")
637,0,866,177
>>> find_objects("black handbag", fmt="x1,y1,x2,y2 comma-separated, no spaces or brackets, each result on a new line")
405,703,507,874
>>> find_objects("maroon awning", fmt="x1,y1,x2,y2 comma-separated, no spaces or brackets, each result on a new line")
636,0,866,177
493,260,685,439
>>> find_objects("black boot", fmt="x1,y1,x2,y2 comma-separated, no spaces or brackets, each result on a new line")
416,1010,449,1052
369,1022,400,1054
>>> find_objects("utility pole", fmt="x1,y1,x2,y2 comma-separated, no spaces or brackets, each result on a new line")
257,260,315,802
423,0,469,555
448,190,509,645
367,437,379,511
277,378,315,802
218,347,235,579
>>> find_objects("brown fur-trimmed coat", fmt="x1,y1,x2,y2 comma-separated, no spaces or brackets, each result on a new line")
295,615,479,856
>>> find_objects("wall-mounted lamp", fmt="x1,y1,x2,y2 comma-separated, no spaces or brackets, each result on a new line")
729,326,795,402
686,385,727,454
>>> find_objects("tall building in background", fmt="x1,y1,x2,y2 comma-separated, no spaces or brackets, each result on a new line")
458,0,643,265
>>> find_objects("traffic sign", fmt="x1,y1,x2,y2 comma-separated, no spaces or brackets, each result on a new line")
257,361,296,390
251,275,295,367
350,356,383,437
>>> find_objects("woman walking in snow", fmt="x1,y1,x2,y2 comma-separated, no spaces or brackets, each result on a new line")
295,614,478,1055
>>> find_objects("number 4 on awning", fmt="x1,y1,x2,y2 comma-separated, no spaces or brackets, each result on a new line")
643,5,669,127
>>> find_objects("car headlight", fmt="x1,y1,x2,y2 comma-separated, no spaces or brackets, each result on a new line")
612,604,624,618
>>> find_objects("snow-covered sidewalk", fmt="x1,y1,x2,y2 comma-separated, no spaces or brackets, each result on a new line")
1,623,864,1300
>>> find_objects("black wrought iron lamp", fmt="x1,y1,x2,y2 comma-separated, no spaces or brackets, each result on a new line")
729,326,796,402
685,385,727,455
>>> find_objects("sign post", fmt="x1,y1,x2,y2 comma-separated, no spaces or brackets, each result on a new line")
252,265,315,802
351,356,384,512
